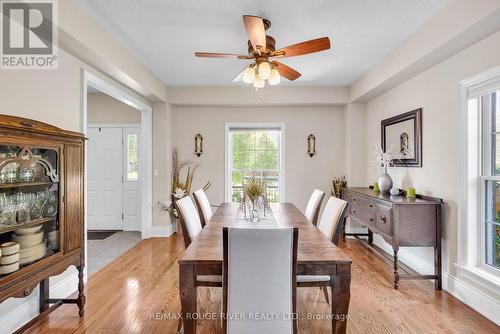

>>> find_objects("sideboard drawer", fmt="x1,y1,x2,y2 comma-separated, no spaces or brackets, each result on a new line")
350,195,376,227
376,204,392,235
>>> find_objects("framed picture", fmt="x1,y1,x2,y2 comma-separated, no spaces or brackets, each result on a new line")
381,108,422,167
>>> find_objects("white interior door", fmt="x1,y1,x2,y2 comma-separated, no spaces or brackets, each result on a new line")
123,127,140,231
87,127,123,230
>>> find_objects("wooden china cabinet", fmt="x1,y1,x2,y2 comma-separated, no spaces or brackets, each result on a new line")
0,115,85,331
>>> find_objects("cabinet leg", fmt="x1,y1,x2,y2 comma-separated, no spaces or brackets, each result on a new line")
39,278,49,312
434,245,442,290
393,248,399,290
77,265,86,317
368,229,373,244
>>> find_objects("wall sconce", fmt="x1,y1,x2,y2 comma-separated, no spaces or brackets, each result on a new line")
307,134,316,157
194,134,203,157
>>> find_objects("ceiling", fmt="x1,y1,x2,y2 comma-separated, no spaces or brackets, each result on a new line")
74,0,448,86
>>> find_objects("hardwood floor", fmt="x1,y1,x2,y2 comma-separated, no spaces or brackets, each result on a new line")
28,235,498,334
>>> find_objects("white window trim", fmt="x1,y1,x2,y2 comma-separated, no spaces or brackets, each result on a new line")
224,122,286,203
457,66,500,292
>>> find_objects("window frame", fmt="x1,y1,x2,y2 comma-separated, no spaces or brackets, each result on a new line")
458,67,500,292
224,122,286,203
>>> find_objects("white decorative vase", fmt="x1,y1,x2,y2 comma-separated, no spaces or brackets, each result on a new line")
378,167,393,194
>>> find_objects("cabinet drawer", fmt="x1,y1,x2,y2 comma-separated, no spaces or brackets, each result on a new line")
350,195,376,227
375,204,392,236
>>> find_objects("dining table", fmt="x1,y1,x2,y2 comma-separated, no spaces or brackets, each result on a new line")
178,202,352,334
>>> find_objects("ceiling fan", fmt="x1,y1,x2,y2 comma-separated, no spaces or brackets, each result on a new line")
195,15,331,88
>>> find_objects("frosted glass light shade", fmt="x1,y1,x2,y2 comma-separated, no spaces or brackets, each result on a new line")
258,61,271,80
269,69,280,85
242,67,255,83
253,74,265,88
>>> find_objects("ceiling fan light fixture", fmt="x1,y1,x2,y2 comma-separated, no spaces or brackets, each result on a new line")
253,73,265,88
269,69,280,85
242,66,255,83
258,61,271,80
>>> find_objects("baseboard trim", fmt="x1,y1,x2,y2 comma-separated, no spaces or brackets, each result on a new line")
151,224,175,238
0,270,78,334
443,272,500,325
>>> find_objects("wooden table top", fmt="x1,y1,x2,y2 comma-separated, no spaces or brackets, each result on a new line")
179,202,351,265
346,187,443,205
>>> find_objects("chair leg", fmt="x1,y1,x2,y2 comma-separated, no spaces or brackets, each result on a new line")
322,286,330,304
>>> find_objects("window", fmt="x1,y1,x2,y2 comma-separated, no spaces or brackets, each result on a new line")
481,90,500,271
461,71,500,285
226,124,284,203
127,134,138,181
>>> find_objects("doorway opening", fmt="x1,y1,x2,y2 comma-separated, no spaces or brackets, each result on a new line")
82,71,152,278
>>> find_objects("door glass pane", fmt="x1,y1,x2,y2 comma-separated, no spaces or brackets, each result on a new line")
127,134,138,181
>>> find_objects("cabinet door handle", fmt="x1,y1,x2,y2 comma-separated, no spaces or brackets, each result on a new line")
380,215,387,223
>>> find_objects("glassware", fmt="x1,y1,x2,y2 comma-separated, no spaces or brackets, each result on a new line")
43,191,58,217
37,190,49,217
15,192,29,223
19,167,34,182
28,193,41,220
2,194,17,225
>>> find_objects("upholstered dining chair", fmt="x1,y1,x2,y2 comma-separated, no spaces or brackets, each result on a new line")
175,196,222,332
193,189,213,227
297,196,349,308
304,189,325,226
222,227,299,334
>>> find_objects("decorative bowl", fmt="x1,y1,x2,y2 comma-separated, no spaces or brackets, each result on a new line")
0,252,19,265
0,261,19,275
14,224,43,235
0,241,20,256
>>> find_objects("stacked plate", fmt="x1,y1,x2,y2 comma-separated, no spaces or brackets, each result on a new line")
47,230,59,251
0,241,20,275
13,225,47,265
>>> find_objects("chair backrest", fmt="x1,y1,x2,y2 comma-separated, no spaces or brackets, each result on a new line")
175,196,202,248
304,189,325,226
193,189,213,227
223,227,298,334
317,196,349,246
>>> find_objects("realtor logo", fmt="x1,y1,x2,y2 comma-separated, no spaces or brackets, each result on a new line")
1,0,58,69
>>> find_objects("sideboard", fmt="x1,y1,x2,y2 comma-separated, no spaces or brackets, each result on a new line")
342,187,443,290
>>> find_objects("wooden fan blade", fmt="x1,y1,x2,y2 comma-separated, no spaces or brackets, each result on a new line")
272,37,330,58
272,61,301,81
243,15,266,54
195,52,249,59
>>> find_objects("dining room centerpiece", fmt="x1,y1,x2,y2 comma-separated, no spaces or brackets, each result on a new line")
239,178,271,222
157,149,210,223
374,143,394,193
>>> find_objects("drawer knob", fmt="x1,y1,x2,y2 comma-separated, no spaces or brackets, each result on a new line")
380,215,387,223
369,218,374,222
352,198,356,202
352,209,356,213
369,204,373,208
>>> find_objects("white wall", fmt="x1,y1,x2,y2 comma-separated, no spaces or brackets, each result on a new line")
172,106,345,212
87,92,141,124
362,29,500,308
